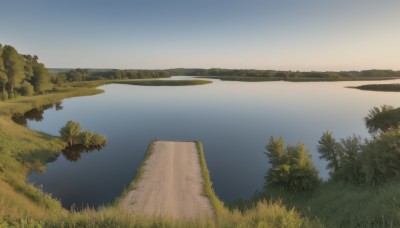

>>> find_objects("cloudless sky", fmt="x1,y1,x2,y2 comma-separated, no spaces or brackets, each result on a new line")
1,0,399,71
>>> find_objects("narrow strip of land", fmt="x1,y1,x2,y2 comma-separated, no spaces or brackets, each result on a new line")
120,141,213,219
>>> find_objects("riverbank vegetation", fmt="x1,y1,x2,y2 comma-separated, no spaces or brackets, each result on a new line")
114,79,212,86
233,104,400,227
353,83,400,92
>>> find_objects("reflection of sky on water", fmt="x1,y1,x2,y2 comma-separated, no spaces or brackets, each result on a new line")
28,77,400,209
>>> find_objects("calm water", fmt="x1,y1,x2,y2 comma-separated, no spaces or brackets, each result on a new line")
27,77,400,209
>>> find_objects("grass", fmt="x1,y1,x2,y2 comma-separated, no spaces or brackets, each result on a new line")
233,180,400,228
0,116,66,221
114,79,212,86
352,83,400,92
0,87,103,117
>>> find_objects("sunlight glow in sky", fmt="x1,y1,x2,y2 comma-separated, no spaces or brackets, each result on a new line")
1,0,399,71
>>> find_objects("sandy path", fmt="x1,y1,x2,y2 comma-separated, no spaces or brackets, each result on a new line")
120,141,213,219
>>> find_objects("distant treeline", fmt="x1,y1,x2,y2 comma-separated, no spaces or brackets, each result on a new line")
57,69,171,83
55,68,400,83
166,68,400,81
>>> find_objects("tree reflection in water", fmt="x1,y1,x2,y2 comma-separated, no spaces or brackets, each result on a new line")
62,144,104,162
12,102,63,126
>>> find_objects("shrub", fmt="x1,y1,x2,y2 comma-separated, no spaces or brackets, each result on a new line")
1,90,8,100
90,133,107,147
20,81,34,96
362,130,400,185
80,131,94,147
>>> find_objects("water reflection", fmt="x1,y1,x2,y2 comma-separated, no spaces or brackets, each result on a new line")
12,102,63,126
62,144,105,162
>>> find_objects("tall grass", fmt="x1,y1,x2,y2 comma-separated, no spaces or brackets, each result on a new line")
252,180,400,228
2,200,320,227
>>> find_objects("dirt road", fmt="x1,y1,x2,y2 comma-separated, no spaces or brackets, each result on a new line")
120,141,213,219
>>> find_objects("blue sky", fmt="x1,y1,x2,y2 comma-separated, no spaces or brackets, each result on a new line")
1,0,399,70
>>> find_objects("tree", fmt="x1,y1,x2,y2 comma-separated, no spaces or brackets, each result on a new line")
2,45,25,97
265,137,289,188
317,131,342,175
265,137,319,192
365,105,397,134
31,61,50,93
23,55,34,81
339,135,364,183
59,121,82,146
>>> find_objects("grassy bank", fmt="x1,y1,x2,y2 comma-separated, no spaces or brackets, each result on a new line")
0,86,104,117
0,84,105,222
0,116,66,221
352,83,400,92
114,79,212,86
232,180,400,227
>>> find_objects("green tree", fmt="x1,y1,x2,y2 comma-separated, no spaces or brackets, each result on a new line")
23,55,34,81
317,131,342,175
265,137,289,188
265,137,319,192
59,121,82,146
339,135,364,183
31,61,51,93
2,45,25,97
365,105,397,134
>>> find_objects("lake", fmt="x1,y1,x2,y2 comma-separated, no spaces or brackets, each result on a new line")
27,77,400,209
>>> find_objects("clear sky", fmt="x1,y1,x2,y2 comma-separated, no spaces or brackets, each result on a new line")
1,0,399,71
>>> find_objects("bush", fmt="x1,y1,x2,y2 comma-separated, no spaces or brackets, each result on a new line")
90,133,107,147
80,131,94,147
362,130,400,185
79,131,107,147
1,90,8,100
20,81,34,96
